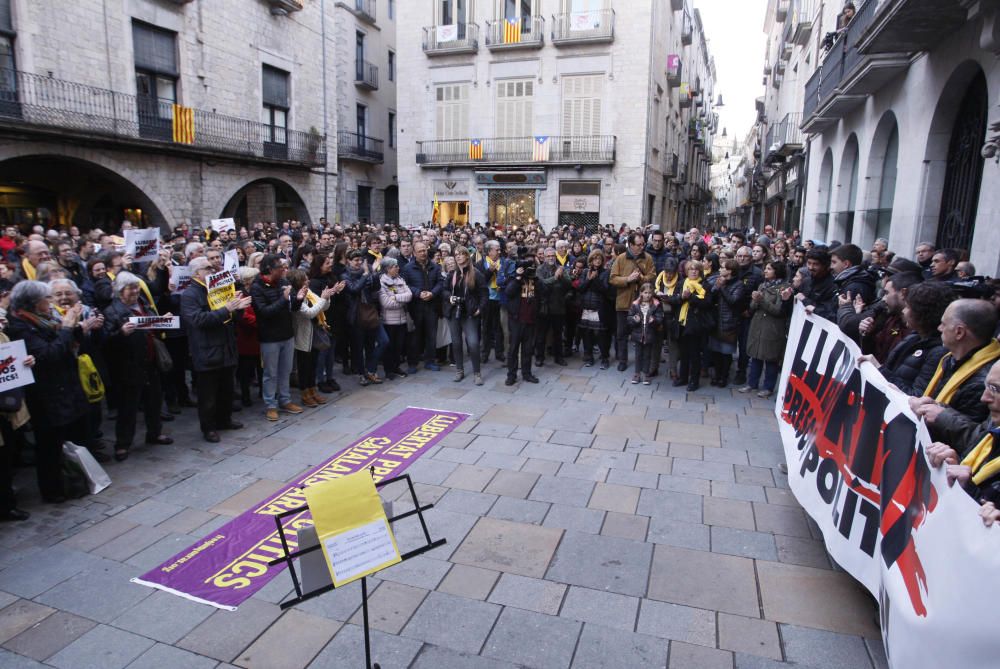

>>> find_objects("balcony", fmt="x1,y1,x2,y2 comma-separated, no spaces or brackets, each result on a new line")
337,131,384,163
355,61,379,90
0,69,325,167
678,83,692,108
670,0,684,10
486,16,544,50
681,11,693,45
763,63,772,75
667,55,683,87
415,135,616,167
856,0,967,55
551,9,615,45
764,113,804,163
422,24,479,55
352,0,376,24
664,152,679,179
790,0,815,45
801,0,910,133
776,0,790,22
265,0,303,14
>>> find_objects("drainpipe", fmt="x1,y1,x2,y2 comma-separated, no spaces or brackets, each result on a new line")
321,0,329,221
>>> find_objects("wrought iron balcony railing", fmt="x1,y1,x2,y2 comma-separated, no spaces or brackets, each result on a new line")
551,9,615,44
422,23,479,55
353,0,375,24
337,130,384,163
764,112,804,162
415,135,616,166
485,15,544,49
355,60,379,90
0,69,326,166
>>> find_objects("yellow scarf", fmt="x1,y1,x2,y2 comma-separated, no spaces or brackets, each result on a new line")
923,340,1000,404
678,278,704,325
485,256,500,290
961,431,1000,486
305,290,328,330
21,258,36,280
655,271,678,295
556,252,569,266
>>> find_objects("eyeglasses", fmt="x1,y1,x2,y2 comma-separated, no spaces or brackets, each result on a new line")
986,382,1000,395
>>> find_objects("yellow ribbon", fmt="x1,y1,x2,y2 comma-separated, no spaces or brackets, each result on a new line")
306,290,328,330
923,340,1000,405
961,432,1000,486
655,271,678,295
485,257,499,290
678,277,705,325
21,258,36,281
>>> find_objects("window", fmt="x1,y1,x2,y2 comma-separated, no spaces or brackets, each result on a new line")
388,111,396,148
435,83,469,140
439,0,470,25
0,0,16,118
495,79,533,138
132,21,178,138
388,0,395,19
387,50,395,81
356,103,367,137
503,0,533,20
561,74,602,136
262,65,289,146
356,32,365,81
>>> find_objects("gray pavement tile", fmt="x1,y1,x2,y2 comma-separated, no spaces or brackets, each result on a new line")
672,458,735,482
487,573,567,615
47,624,155,669
636,488,703,524
546,531,652,597
178,598,283,662
574,622,669,668
668,640,734,668
521,458,562,476
636,453,674,475
35,560,151,624
472,422,517,437
482,606,581,669
155,508,218,534
780,624,874,669
867,638,889,669
435,489,498,516
126,643,218,669
452,517,562,578
0,591,16,610
559,586,639,632
752,503,813,538
636,599,716,646
295,579,371,622
711,481,768,503
377,555,452,590
411,645,520,669
647,517,711,551
91,524,171,562
466,435,527,455
402,458,461,486
626,440,673,457
735,464,776,487
124,532,204,572
390,508,477,560
542,504,605,534
308,623,423,669
234,608,341,669
488,496,550,524
528,475,595,507
576,449,637,470
153,472,259,509
347,581,428,634
703,446,750,465
0,545,105,599
433,447,484,465
442,464,500,492
648,545,759,618
0,648,49,669
117,499,185,526
484,470,539,498
402,591,501,654
476,452,528,471
0,600,56,644
718,613,782,661
438,564,500,601
601,511,649,542
521,442,581,464
556,461,608,482
775,535,833,569
510,425,554,442
711,526,778,561
549,430,595,447
657,473,713,496
111,590,214,644
606,468,661,489
60,516,139,552
3,610,95,661
703,496,756,530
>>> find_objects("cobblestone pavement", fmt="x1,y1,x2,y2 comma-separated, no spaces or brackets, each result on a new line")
0,360,887,668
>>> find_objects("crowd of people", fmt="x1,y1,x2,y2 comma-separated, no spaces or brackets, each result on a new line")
0,218,998,526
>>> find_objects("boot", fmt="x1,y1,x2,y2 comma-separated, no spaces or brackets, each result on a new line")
301,388,319,408
311,387,328,404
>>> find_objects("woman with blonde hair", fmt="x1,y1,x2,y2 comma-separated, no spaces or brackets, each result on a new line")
287,269,337,407
443,246,487,384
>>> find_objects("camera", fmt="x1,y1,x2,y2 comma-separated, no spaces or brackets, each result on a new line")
450,295,466,318
449,295,464,305
515,259,536,280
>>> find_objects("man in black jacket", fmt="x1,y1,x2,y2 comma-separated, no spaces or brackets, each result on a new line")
251,254,305,421
181,257,250,442
402,241,444,373
504,263,541,386
830,243,877,306
734,247,763,385
796,249,837,322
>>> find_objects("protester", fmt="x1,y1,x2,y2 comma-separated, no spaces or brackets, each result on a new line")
444,246,487,385
251,254,304,421
742,261,792,398
575,249,613,369
378,257,412,379
609,233,655,371
676,260,713,391
627,282,663,385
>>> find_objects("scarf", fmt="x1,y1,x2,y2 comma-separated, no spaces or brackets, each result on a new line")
485,256,500,290
556,252,569,266
11,308,61,332
961,427,1000,486
923,340,1000,404
20,258,36,281
305,290,328,330
655,271,678,295
678,278,704,325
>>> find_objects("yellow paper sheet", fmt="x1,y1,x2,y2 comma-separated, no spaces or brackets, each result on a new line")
303,471,400,587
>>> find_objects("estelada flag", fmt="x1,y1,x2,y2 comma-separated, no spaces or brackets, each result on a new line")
532,136,550,161
504,18,521,44
468,139,483,160
172,104,194,144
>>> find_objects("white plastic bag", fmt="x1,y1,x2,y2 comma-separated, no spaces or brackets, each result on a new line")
63,442,112,494
436,317,452,348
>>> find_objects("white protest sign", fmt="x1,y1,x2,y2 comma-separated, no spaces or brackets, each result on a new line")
436,24,458,43
128,316,180,330
0,340,35,392
224,250,239,273
124,228,160,263
210,218,236,234
170,265,193,293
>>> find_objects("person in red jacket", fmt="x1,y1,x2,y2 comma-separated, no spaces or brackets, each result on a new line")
236,266,261,407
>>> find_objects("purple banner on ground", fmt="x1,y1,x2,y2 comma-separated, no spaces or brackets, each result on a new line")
132,407,469,610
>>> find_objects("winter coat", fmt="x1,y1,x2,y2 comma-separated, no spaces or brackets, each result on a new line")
574,268,615,326
627,300,664,344
236,305,259,357
292,291,329,353
608,249,655,311
250,275,303,343
504,273,539,324
833,265,878,306
880,333,946,397
747,280,792,362
656,276,684,340
379,273,413,325
82,276,113,311
711,277,748,336
799,272,837,322
678,278,715,337
925,345,999,424
102,298,158,386
180,280,239,371
442,267,488,320
342,268,380,327
535,262,573,316
402,259,444,313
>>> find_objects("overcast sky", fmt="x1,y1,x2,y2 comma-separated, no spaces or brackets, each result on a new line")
693,0,768,144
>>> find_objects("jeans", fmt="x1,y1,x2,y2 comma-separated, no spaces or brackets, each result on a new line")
352,325,388,375
316,347,336,384
449,315,482,374
407,303,439,366
635,341,655,375
748,357,779,391
261,338,295,409
507,320,535,378
483,300,505,358
195,366,234,432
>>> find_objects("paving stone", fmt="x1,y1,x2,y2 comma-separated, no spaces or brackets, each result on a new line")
154,472,259,510
510,425,555,442
591,434,628,451
636,599,716,647
703,446,750,465
775,535,833,569
474,414,526,432
712,481,768,502
308,623,423,669
576,449,637,470
390,507,478,560
295,579,369,623
402,591,501,654
0,648,49,668
656,421,721,446
451,517,562,578
488,496,550,524
703,496,756,530
437,564,500,601
672,458,736,482
432,447,483,465
0,545,104,599
601,511,649,541
542,504,605,534
91,524,170,562
117,499,185,526
757,562,880,638
483,470,539,498
521,458,561,476
0,600,55,644
521,441,583,465
588,482,640,514
549,430,595,447
574,622,669,668
606,468,661,489
546,531,652,597
735,464,776,487
0,591,16,610
3,610,94,661
559,586,639,631
648,545,759,617
47,624,154,669
764,487,799,507
377,555,452,590
556,461,609,482
647,517,711,550
476,452,528,471
178,598,283,662
235,609,340,669
405,458,460,486
482,606,580,669
487,573,567,615
467,435,527,455
711,526,778,560
124,532,207,572
434,489,498,515
155,508,218,534
752,503,813,538
528,475,595,507
595,415,658,441
60,516,139,552
781,624,874,669
669,640,734,669
347,581,428,635
36,560,151,624
636,488,703,524
658,474,712,496
411,644,520,669
719,613,782,660
126,643,218,669
668,443,704,460
636,453,674,475
441,464,499,492
111,590,213,643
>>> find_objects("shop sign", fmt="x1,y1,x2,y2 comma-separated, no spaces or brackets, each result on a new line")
559,195,600,213
433,179,470,199
475,171,546,188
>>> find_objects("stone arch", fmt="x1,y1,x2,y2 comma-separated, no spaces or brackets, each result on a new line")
0,146,175,232
859,111,899,249
220,178,311,228
831,134,860,244
815,148,835,242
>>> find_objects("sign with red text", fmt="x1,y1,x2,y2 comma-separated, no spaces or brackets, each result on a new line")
124,228,160,263
0,340,34,392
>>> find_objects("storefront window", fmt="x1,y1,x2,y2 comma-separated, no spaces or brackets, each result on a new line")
488,189,535,229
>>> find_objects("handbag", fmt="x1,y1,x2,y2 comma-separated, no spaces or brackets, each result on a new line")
0,387,24,413
715,328,739,344
78,353,105,403
581,309,600,323
151,336,173,373
312,324,331,351
357,301,380,330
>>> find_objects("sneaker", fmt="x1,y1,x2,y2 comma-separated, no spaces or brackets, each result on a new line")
737,385,754,393
631,374,640,384
280,403,304,414
266,408,279,421
391,369,408,378
757,390,773,399
599,360,610,370
474,373,484,386
327,379,341,392
583,359,594,367
425,363,441,372
642,376,651,386
686,382,700,392
358,375,370,387
453,370,465,382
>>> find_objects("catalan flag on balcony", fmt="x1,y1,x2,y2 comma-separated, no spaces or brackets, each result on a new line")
468,138,483,160
172,104,194,144
503,17,521,44
532,136,550,162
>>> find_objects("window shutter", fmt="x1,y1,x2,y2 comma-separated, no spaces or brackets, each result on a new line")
132,21,178,76
263,65,290,108
496,79,533,138
561,74,602,136
436,83,469,140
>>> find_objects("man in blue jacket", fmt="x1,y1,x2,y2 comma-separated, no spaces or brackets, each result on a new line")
402,241,444,373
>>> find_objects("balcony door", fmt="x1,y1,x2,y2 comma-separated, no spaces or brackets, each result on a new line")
132,21,177,142
502,0,536,33
936,72,986,253
0,34,19,119
439,0,470,39
262,65,289,160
